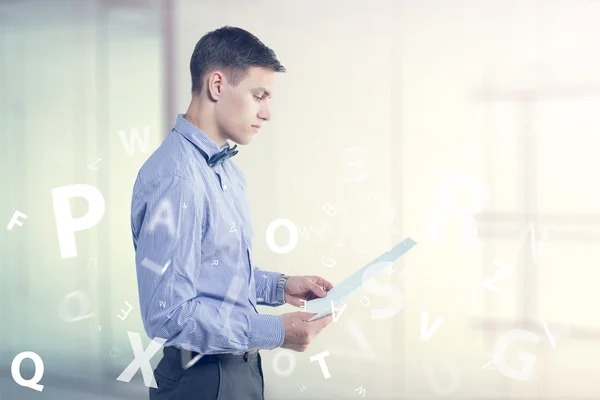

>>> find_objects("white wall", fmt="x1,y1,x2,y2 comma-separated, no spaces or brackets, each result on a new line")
173,0,600,398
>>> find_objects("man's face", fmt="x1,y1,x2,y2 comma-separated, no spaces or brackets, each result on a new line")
215,66,274,145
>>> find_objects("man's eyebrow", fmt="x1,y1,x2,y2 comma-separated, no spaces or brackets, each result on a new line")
253,87,272,98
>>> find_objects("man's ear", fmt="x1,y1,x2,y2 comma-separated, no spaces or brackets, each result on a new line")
207,71,224,101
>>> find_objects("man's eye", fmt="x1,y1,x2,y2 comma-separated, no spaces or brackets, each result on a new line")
254,95,264,101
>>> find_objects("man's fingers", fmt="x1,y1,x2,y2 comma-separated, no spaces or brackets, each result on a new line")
310,275,334,292
319,277,334,291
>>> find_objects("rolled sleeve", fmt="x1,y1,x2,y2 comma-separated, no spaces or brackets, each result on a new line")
253,267,285,306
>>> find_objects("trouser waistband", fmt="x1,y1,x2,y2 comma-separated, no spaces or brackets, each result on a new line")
168,346,260,363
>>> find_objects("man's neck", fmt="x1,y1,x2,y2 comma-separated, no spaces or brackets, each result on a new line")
184,100,228,148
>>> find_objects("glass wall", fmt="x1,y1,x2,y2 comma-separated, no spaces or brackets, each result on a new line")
1,0,163,398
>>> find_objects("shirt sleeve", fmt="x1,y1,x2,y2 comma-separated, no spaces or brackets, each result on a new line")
132,174,284,353
253,266,285,306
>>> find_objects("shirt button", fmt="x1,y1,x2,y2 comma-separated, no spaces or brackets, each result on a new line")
223,184,228,191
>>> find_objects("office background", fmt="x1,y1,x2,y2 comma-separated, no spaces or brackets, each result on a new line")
1,0,599,398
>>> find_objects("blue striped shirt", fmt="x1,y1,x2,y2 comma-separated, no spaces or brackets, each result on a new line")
130,114,285,355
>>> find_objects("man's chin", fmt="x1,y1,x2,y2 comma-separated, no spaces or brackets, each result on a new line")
233,136,252,146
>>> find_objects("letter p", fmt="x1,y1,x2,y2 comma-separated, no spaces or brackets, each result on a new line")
52,184,105,259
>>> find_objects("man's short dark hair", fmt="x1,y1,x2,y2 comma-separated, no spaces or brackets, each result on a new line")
190,26,286,96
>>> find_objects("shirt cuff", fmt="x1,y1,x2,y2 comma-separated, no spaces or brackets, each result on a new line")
246,313,285,350
255,269,285,306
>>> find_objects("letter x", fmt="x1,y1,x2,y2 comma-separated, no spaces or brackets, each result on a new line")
116,331,167,388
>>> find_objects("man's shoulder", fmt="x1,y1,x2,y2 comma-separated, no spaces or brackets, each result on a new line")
133,132,203,197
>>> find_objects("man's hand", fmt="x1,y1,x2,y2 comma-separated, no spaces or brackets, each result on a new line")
280,311,333,352
284,275,334,307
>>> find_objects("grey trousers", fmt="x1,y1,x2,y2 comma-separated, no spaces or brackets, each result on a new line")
150,346,264,400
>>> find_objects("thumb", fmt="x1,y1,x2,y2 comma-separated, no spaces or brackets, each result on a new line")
308,281,328,298
296,311,319,320
317,313,334,327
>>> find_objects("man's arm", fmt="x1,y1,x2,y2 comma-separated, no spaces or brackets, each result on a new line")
253,266,286,306
132,174,284,354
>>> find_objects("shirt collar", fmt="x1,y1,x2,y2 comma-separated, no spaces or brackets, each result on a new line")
174,113,231,161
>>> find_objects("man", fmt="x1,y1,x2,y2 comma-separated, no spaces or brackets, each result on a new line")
130,26,334,400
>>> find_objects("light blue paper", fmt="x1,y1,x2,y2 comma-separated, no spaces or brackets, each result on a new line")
306,237,417,320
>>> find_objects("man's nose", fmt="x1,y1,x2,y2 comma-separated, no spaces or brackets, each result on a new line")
258,104,271,122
